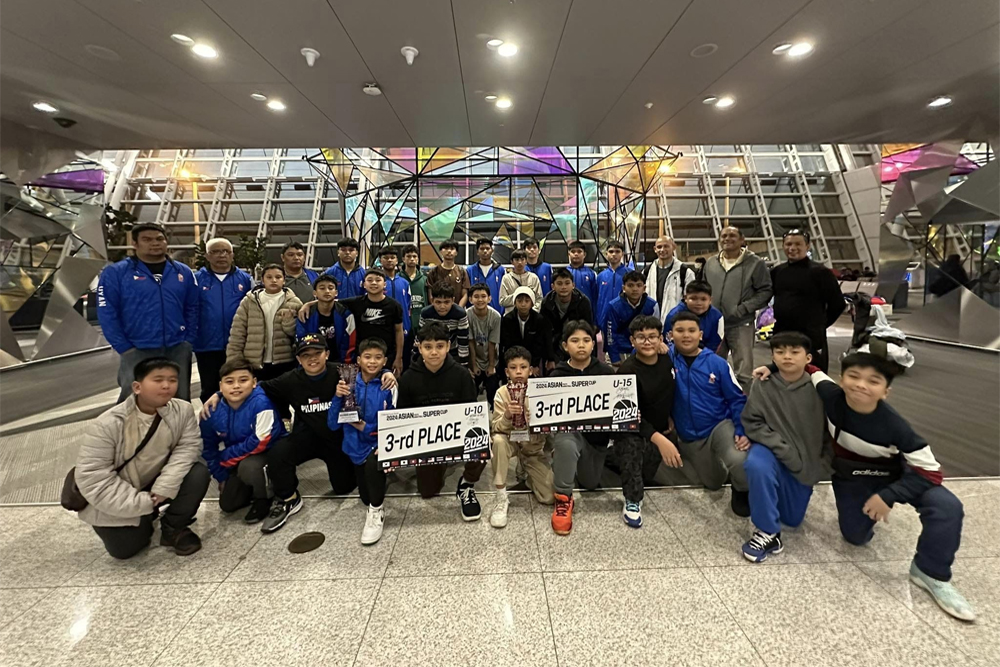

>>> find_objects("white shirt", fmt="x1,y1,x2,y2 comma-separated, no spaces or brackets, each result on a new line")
258,290,284,363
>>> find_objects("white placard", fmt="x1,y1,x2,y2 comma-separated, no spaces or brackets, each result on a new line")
527,375,640,434
377,401,491,469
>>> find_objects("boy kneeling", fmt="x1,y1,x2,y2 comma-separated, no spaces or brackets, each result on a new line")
328,338,397,545
740,333,830,562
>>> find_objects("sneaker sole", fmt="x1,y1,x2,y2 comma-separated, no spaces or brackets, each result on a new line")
742,545,783,563
490,517,508,528
261,500,303,534
461,512,482,522
360,533,383,546
553,527,572,536
622,514,642,529
909,574,977,622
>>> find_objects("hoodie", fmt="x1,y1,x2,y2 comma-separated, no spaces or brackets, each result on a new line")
549,357,616,447
540,288,594,362
702,249,772,328
742,374,831,486
603,293,660,363
397,354,478,409
670,346,747,441
328,371,398,465
466,260,506,313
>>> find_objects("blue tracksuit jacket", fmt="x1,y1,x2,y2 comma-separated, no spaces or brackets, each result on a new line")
664,302,726,353
384,273,412,334
603,293,660,363
596,264,630,327
567,265,598,323
526,261,553,295
193,267,253,353
467,261,506,313
200,385,286,482
670,346,747,441
323,262,366,299
328,373,397,465
295,302,357,363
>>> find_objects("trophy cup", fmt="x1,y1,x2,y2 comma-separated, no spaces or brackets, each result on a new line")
508,380,529,441
337,363,360,423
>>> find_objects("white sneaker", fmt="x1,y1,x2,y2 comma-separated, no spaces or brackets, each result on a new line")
490,489,510,528
361,505,384,545
622,500,642,528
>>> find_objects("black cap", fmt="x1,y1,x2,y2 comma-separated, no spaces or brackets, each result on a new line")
295,333,327,355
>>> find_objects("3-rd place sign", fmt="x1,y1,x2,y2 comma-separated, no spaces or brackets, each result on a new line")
377,402,492,469
527,375,640,433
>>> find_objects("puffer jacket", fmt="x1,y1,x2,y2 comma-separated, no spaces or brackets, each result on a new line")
226,287,303,368
74,397,203,527
328,372,397,465
193,266,253,352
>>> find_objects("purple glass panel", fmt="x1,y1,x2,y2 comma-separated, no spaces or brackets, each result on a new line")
880,146,979,183
28,169,105,193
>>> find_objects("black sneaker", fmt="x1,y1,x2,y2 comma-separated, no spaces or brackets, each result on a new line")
456,478,482,522
260,493,303,534
244,498,271,525
742,529,783,562
160,527,202,556
730,489,751,518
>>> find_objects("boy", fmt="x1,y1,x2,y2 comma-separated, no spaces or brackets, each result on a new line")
397,321,484,520
740,332,829,562
414,281,475,372
340,268,405,375
428,239,471,307
523,238,552,295
227,263,302,382
669,312,750,516
466,238,506,313
549,320,615,535
295,274,356,363
604,270,660,365
757,352,974,620
401,244,427,369
596,240,629,328
664,281,725,354
498,287,549,378
540,267,594,368
323,238,366,299
328,338,397,545
499,249,542,313
201,358,286,524
566,240,598,322
489,346,555,528
614,316,677,528
379,246,412,338
468,283,502,407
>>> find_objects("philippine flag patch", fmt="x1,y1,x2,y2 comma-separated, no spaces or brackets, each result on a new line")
708,372,716,384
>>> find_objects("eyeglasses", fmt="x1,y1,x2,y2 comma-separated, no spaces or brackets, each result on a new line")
632,334,660,343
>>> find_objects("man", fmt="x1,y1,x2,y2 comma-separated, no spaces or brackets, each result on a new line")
644,235,692,325
702,226,772,388
467,238,506,313
280,241,319,303
524,238,552,296
339,269,405,375
401,244,427,368
596,240,629,329
499,249,542,313
770,229,845,372
540,267,594,368
74,357,209,559
98,222,199,402
193,237,253,402
427,240,471,307
323,238,366,299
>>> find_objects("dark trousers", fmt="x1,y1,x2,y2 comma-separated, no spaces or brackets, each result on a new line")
774,323,830,372
116,342,193,403
255,362,296,417
613,435,665,503
218,454,270,512
402,331,415,371
266,429,356,500
92,462,210,560
356,452,387,507
415,461,486,499
474,371,502,409
832,473,964,581
195,350,227,403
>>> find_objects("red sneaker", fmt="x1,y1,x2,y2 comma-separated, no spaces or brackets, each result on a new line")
551,493,574,536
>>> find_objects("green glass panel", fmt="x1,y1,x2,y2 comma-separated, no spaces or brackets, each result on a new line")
422,204,461,242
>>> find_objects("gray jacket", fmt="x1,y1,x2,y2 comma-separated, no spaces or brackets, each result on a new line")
702,250,772,327
742,374,831,486
74,397,203,527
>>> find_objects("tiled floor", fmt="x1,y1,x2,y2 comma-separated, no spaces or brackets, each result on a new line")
0,479,996,667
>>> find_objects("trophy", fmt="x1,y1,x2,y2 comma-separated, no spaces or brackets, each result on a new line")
337,363,360,423
508,380,529,441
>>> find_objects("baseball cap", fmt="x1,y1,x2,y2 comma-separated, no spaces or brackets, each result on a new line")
295,333,327,355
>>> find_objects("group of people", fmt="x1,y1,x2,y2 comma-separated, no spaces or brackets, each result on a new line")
78,221,974,623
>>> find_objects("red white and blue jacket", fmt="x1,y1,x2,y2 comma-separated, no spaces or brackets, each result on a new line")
200,385,286,482
327,373,397,465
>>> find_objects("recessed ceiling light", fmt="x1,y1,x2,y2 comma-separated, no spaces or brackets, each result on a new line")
497,43,518,57
485,94,498,101
702,96,718,105
495,97,513,109
85,44,121,61
786,42,814,57
772,43,792,55
191,43,218,59
928,95,952,108
486,38,504,48
690,43,718,58
171,34,194,46
714,96,736,109
250,92,267,101
32,101,59,114
266,99,286,111
644,102,654,109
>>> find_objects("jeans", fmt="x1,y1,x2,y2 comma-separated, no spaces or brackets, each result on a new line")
744,444,813,534
717,323,755,390
116,342,193,403
218,454,270,512
677,420,748,492
195,349,227,403
613,435,664,503
491,433,554,504
266,430,356,500
92,462,210,559
551,432,608,496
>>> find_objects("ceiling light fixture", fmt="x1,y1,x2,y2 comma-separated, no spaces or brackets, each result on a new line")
495,97,513,109
191,43,218,59
301,47,320,67
702,96,718,105
485,94,498,101
170,34,194,46
714,96,736,109
928,95,952,109
250,92,267,101
772,43,792,54
400,45,419,66
644,102,654,109
486,38,504,49
363,83,383,96
497,43,518,57
786,42,814,57
179,169,192,179
690,43,718,58
266,99,286,111
32,101,59,114
85,44,121,61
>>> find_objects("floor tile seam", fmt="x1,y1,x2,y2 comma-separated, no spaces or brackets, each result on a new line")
526,496,561,666
217,531,265,586
148,581,222,667
0,586,60,633
641,489,704,570
693,564,772,667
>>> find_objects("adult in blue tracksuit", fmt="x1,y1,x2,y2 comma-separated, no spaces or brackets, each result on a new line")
193,238,253,402
201,381,286,518
97,223,199,402
466,239,506,313
524,238,552,296
604,285,660,363
596,242,630,328
323,238,366,299
664,301,725,353
669,310,751,516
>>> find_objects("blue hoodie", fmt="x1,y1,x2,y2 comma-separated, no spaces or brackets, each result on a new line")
670,346,746,441
328,372,397,465
193,266,253,353
97,257,199,353
526,261,553,295
384,273,412,334
466,261,506,313
295,302,357,363
200,385,286,482
664,302,726,353
596,264,630,327
603,293,660,363
323,262,366,299
567,265,598,323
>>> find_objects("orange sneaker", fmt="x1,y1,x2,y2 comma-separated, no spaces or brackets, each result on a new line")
552,493,574,535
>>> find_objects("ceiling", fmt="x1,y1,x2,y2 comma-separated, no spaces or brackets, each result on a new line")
1,0,997,150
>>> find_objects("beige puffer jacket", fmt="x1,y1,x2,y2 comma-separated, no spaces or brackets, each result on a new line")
226,287,302,368
75,397,203,527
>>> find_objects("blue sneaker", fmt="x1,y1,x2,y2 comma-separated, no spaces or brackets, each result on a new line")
909,561,976,622
622,500,642,528
742,529,782,562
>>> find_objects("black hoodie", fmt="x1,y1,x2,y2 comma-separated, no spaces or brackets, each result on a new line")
540,289,594,362
549,357,615,447
397,354,478,409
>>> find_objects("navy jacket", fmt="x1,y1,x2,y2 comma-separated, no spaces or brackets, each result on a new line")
665,302,726,353
200,385,286,482
97,257,199,353
328,373,397,465
323,262,366,299
567,265,599,323
295,303,357,363
670,346,747,441
193,267,253,353
467,261,506,313
604,293,660,362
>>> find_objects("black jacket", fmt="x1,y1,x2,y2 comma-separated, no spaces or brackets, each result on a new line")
499,309,551,370
549,357,616,447
539,289,594,362
397,355,478,409
771,258,845,335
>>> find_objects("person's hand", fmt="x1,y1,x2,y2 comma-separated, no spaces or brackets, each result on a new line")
349,421,365,431
392,358,403,377
486,366,496,377
734,435,751,451
296,300,316,323
150,493,168,506
752,366,772,381
508,402,523,417
531,366,541,377
653,433,683,468
545,361,555,372
335,380,351,397
863,494,892,523
279,308,295,322
657,340,669,354
469,367,477,378
379,372,397,390
199,393,221,420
